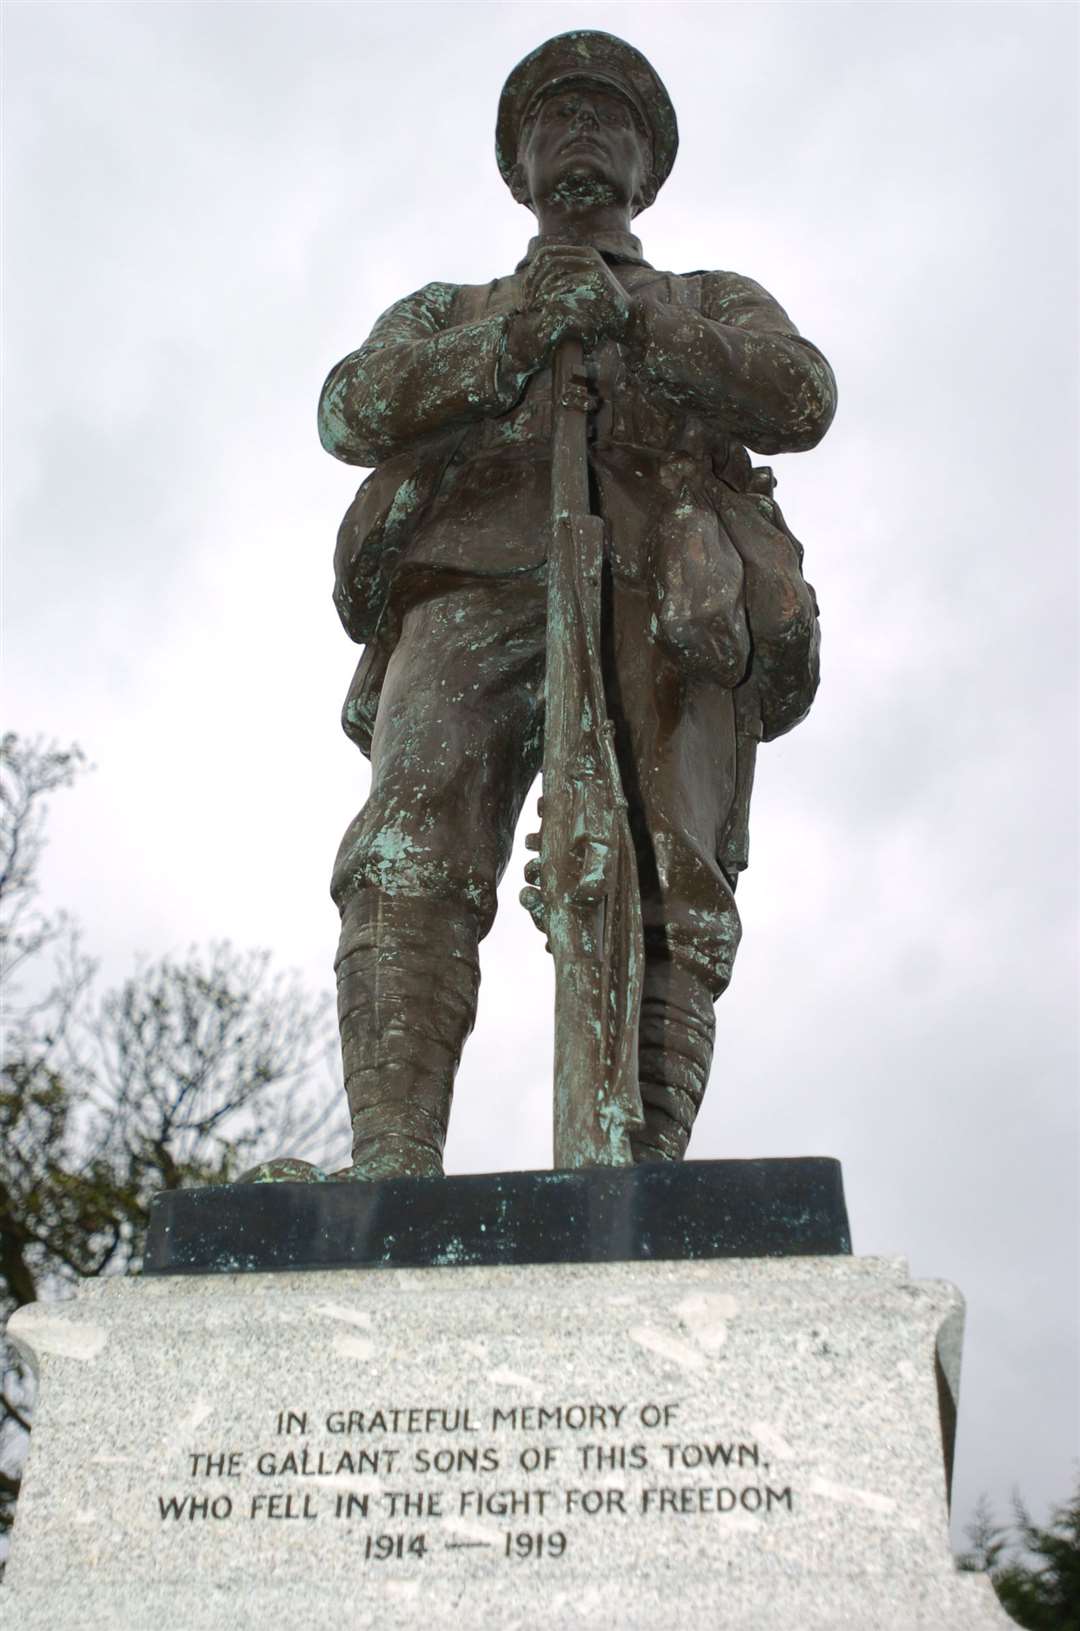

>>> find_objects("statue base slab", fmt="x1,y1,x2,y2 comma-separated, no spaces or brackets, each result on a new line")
141,1157,852,1274
5,1175,1011,1629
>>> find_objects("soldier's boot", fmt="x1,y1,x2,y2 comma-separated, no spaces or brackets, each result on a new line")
335,888,481,1180
631,954,717,1163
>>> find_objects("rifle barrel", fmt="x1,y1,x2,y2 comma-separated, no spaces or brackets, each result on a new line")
540,339,645,1168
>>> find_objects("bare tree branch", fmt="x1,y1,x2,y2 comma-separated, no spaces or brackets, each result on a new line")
0,734,348,1541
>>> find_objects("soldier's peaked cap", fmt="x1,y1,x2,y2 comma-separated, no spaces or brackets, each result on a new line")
496,31,678,194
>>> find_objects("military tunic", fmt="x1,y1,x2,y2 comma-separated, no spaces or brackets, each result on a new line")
319,231,835,994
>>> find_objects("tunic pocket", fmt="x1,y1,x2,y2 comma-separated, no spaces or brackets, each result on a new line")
649,477,750,688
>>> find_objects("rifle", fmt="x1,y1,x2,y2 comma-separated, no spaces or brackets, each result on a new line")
520,338,645,1168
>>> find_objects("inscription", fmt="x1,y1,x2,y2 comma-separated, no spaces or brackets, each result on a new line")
156,1398,796,1560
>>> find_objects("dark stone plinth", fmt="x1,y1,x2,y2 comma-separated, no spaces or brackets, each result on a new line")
142,1158,850,1276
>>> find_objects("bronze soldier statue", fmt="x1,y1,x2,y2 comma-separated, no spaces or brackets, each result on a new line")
319,31,835,1181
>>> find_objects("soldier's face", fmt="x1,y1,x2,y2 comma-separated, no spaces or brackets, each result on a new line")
519,85,651,212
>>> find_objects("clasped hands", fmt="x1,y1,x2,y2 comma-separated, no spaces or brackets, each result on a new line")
505,244,646,374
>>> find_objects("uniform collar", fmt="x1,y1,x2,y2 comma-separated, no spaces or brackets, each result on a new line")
517,230,651,270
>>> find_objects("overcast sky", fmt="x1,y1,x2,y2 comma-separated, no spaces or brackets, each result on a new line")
3,0,1077,1550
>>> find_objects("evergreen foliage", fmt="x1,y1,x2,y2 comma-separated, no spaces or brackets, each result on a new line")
959,1481,1080,1627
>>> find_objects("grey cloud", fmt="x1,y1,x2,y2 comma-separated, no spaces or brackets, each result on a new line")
4,0,1076,1550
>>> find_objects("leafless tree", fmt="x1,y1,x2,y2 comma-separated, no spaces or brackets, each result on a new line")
0,735,346,1541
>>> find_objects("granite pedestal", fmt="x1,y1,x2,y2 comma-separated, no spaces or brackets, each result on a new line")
4,1162,1013,1628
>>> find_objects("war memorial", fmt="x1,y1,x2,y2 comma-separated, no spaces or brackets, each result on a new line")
5,32,1014,1628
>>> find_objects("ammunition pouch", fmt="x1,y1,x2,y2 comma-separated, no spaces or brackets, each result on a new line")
647,458,750,687
714,473,820,743
332,425,469,645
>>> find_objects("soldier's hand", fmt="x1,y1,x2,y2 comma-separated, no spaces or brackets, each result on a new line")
520,244,632,354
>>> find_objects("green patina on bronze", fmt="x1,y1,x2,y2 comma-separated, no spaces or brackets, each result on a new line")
244,30,836,1186
525,337,645,1166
